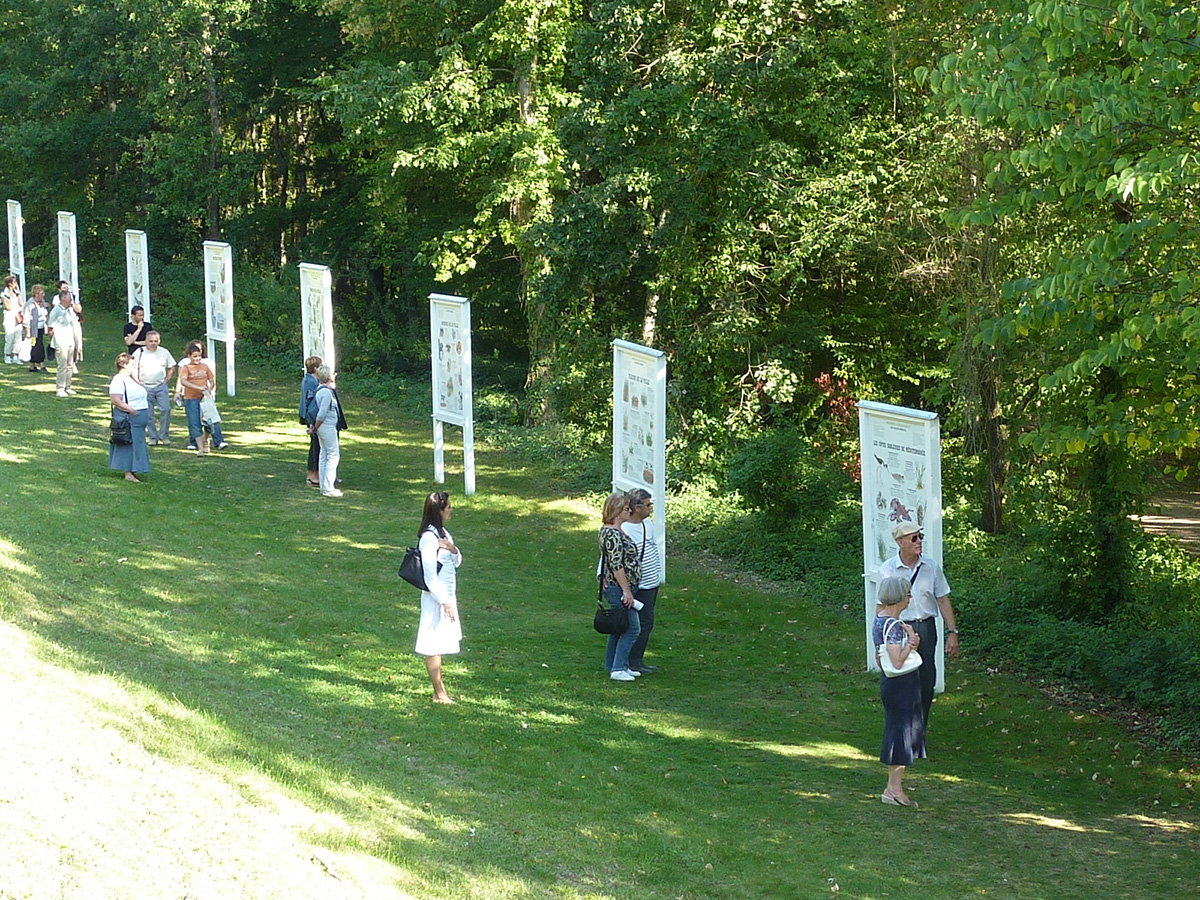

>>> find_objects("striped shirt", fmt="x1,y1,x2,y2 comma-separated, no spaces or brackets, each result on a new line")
622,518,661,590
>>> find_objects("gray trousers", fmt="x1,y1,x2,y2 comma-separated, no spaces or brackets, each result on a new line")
145,382,172,441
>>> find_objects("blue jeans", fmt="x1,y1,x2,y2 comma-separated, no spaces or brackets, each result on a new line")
184,397,202,441
602,584,641,672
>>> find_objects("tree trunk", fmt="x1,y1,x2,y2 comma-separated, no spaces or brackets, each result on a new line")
977,355,1007,533
1083,365,1134,617
514,63,556,425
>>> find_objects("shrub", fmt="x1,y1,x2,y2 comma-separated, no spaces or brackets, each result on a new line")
726,428,852,529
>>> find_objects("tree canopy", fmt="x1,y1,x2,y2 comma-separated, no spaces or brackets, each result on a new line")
1,0,1198,609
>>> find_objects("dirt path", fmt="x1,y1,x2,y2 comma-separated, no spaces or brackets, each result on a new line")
1135,490,1200,553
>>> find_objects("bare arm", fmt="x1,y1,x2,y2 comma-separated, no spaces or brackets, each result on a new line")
938,595,959,657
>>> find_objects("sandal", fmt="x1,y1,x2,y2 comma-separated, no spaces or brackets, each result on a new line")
306,478,320,486
881,791,917,808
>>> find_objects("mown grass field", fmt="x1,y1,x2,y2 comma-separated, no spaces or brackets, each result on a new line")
0,313,1196,900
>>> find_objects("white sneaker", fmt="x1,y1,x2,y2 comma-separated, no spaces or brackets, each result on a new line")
322,489,344,498
610,669,636,681
56,390,69,398
66,389,77,396
625,668,641,677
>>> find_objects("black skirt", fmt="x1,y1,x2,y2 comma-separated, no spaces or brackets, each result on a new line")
880,669,927,766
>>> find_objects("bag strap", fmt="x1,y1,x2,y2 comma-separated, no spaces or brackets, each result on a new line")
908,562,922,587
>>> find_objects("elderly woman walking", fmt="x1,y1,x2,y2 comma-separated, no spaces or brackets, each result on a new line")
310,365,344,497
108,353,151,483
874,575,926,808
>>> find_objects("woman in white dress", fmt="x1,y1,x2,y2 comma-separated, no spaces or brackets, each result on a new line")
415,490,463,703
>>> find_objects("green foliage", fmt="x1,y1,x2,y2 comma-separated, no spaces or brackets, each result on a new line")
929,0,1200,608
933,0,1200,467
949,508,1200,749
726,429,855,531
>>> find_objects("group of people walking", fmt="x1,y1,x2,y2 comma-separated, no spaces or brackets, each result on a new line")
105,306,236,482
3,278,84,392
12,286,970,803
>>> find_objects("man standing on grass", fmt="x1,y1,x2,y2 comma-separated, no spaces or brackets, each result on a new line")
878,521,959,729
623,488,661,674
134,331,176,445
46,287,77,398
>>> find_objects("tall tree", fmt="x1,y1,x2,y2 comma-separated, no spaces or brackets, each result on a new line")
317,0,578,419
540,0,949,467
928,0,1200,613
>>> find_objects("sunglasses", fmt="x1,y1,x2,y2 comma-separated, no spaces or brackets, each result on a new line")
907,533,924,544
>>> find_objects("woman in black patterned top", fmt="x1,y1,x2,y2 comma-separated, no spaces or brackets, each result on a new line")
598,492,641,681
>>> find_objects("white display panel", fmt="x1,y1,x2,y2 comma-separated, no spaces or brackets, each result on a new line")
7,200,25,292
858,400,944,688
125,230,151,319
57,212,78,297
202,241,236,396
612,339,668,582
299,263,335,371
429,293,475,495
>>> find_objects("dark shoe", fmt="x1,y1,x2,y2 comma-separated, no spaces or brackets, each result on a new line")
630,664,658,674
334,478,343,485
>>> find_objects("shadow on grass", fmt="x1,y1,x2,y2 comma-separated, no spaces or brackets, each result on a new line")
0,321,1197,899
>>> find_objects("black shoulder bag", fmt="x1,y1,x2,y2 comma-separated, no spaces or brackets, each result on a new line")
592,558,629,636
398,536,443,591
109,383,133,445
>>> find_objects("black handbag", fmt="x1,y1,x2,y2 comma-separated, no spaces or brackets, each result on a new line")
109,414,133,445
593,585,629,635
398,546,441,590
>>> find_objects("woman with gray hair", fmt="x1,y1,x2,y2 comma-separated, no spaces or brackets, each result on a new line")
309,365,344,497
874,574,925,807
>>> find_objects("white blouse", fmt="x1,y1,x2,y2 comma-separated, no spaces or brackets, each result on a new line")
109,373,149,411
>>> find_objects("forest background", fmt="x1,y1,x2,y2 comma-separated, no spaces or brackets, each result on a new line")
1,0,1198,744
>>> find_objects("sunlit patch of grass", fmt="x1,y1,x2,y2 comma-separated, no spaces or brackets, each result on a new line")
0,313,1197,899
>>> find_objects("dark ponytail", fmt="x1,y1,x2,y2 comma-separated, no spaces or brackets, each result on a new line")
419,491,450,538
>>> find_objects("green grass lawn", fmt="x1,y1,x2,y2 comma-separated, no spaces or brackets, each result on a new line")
0,314,1196,900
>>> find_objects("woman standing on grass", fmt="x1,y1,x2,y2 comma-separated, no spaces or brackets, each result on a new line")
108,352,150,483
299,355,321,486
310,365,342,497
875,575,925,808
2,275,23,364
599,492,641,681
23,285,48,372
415,490,463,704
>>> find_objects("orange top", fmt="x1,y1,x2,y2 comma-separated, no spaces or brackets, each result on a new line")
179,360,213,399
